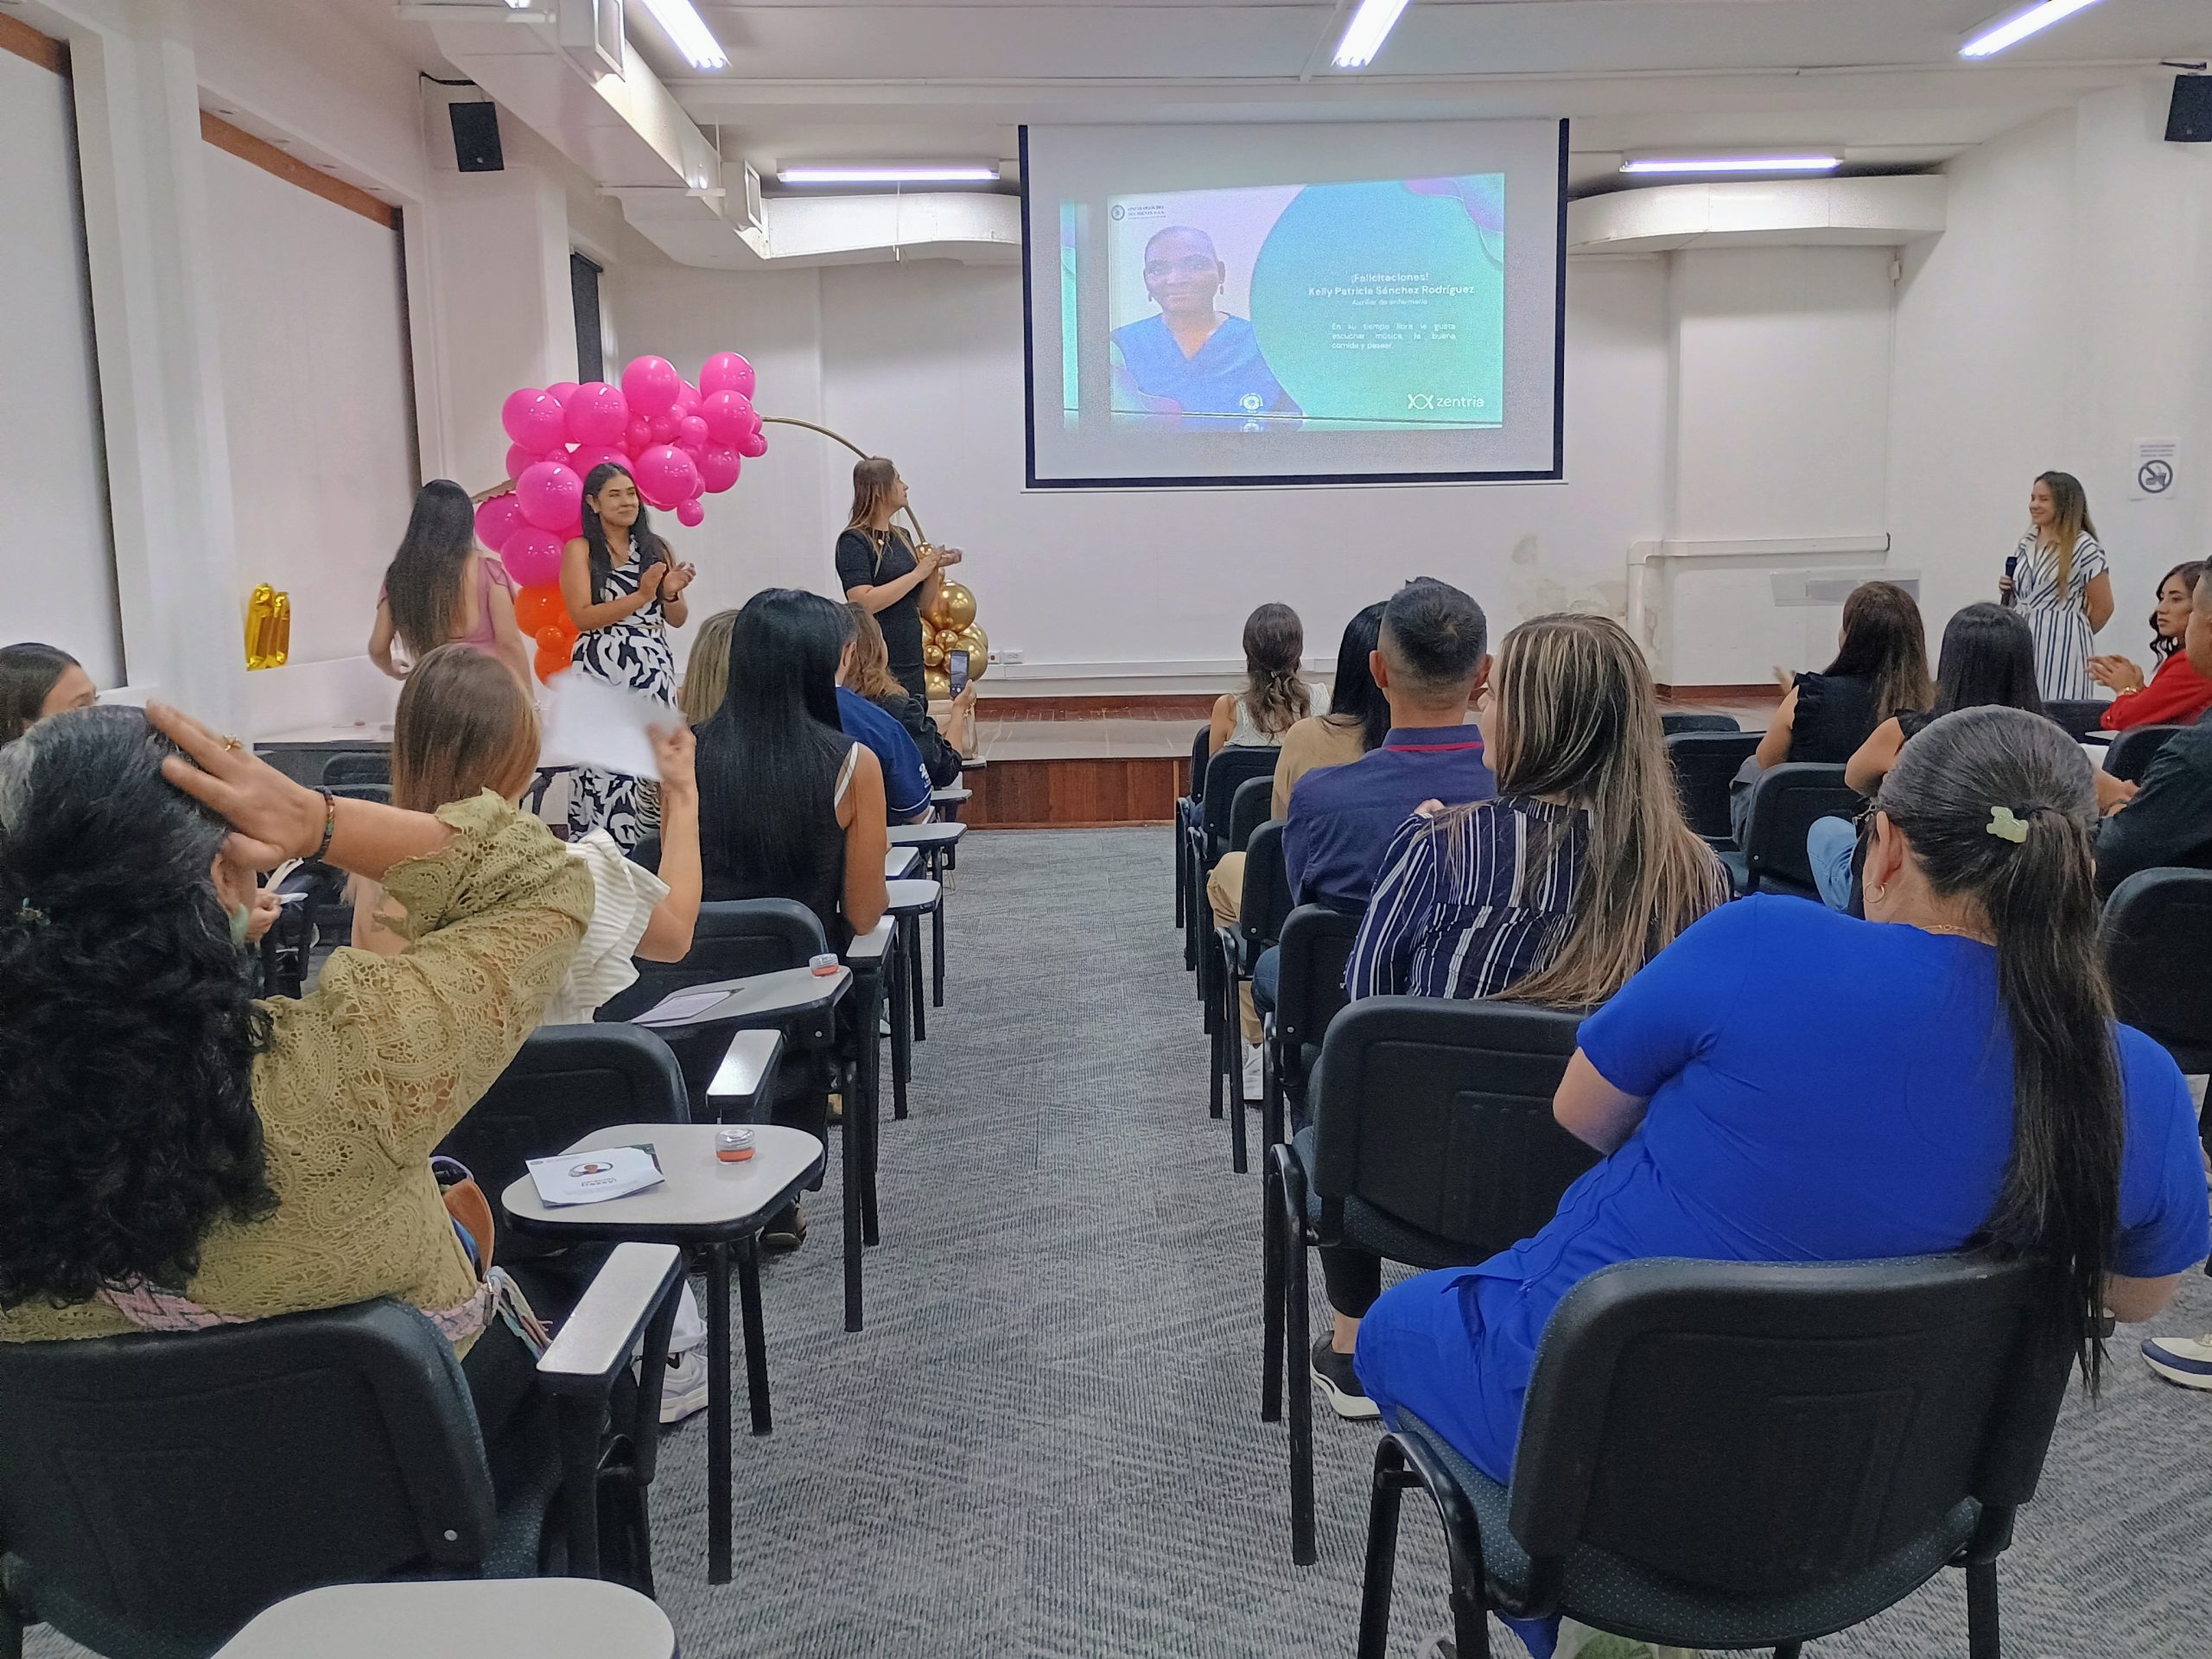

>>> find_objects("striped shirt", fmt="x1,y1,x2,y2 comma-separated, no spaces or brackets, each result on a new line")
1346,797,1587,1001
2012,530,2109,702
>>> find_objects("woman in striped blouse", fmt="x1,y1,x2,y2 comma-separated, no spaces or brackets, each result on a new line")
2000,470,2113,702
1313,614,1730,1419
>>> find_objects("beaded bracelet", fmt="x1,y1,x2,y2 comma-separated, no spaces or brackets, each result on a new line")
312,786,337,862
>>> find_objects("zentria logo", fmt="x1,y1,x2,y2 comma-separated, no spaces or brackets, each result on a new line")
1406,393,1486,411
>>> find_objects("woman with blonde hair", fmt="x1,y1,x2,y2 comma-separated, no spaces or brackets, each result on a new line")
678,608,739,728
2000,469,2113,700
1314,614,1729,1419
843,603,973,786
1207,601,1315,755
834,457,963,701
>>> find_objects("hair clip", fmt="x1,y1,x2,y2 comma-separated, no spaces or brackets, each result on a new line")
1986,806,2030,845
14,899,48,928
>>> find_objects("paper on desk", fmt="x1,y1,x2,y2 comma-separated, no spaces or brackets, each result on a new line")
538,675,674,779
630,987,731,1027
526,1143,666,1206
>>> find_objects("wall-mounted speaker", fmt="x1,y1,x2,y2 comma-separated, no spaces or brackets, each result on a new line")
448,101,505,173
2167,74,2212,143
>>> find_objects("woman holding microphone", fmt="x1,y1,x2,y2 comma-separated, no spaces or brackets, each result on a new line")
835,458,962,702
2000,469,2113,700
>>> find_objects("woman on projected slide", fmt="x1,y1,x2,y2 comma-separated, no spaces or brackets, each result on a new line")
1110,226,1301,429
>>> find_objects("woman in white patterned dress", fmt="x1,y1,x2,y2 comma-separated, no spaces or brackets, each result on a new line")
1999,469,2113,702
560,461,696,850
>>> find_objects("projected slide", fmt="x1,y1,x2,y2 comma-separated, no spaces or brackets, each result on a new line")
1024,119,1566,489
1099,177,1506,434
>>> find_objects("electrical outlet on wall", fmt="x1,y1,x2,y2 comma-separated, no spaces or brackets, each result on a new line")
990,648,1023,665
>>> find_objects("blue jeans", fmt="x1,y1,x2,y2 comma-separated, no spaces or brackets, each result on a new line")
1808,815,1858,912
1252,945,1281,1020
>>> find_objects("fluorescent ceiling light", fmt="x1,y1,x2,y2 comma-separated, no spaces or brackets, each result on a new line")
779,163,1001,185
637,0,728,70
1332,0,1411,69
1621,153,1844,175
1960,0,2101,59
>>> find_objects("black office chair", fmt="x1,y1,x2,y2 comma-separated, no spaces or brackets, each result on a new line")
1265,997,1592,1566
1664,731,1761,845
1211,818,1290,1172
328,782,393,805
437,1026,696,1266
321,750,392,787
1198,775,1281,1124
1358,1252,2073,1659
1173,725,1210,945
0,1250,685,1659
1660,711,1740,735
2105,723,2190,785
1226,774,1271,854
1720,762,1858,899
1261,903,1361,1153
1184,746,1281,990
2044,698,2111,741
2105,868,2212,1148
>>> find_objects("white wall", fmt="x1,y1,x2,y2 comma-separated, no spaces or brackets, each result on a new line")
0,47,123,685
607,255,1670,687
1891,85,2212,642
203,147,417,667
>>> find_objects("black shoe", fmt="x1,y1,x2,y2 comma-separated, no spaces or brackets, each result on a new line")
761,1205,807,1252
1311,1335,1380,1421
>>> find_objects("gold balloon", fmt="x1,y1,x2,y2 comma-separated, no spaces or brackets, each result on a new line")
924,666,951,700
949,622,988,682
923,635,947,669
940,581,978,630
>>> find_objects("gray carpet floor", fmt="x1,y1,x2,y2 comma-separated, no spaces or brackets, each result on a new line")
27,827,2212,1656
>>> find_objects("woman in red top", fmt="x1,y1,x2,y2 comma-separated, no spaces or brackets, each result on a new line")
2090,559,2212,730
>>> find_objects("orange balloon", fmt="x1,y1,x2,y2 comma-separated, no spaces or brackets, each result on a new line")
534,640,571,683
536,620,577,655
514,582,567,634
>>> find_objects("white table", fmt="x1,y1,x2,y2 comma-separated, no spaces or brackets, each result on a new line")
626,965,850,1035
213,1580,674,1658
503,1123,825,1586
889,821,969,1006
883,879,942,1121
886,845,919,880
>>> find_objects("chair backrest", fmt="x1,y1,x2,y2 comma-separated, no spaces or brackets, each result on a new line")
1741,762,1858,894
1200,746,1280,856
2105,722,2189,785
1227,774,1272,853
2044,698,2109,741
1664,731,1761,842
1508,1253,2071,1601
1236,821,1293,953
1660,711,1740,735
0,1301,496,1653
328,782,393,805
1185,726,1211,801
321,750,392,786
436,1025,690,1243
1309,997,1595,1262
1272,903,1361,1056
2103,867,2212,1076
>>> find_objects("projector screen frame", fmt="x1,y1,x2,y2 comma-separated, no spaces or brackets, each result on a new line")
1019,119,1569,493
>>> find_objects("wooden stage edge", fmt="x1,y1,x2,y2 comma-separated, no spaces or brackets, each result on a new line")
963,755,1182,830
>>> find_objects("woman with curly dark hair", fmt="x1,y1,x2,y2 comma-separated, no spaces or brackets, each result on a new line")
0,701,590,1441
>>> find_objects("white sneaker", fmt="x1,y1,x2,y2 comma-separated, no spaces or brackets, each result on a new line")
1241,1041,1264,1101
2142,1332,2212,1389
659,1349,710,1424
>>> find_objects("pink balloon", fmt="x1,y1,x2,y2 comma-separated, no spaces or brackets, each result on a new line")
677,414,710,449
699,352,755,399
646,411,679,444
631,443,692,511
699,390,753,444
568,444,627,480
698,445,742,493
735,426,768,460
501,388,565,454
547,381,579,406
676,499,706,528
624,416,653,454
563,381,629,447
501,525,563,588
516,460,584,532
474,494,524,550
674,380,701,414
620,355,682,416
505,442,541,482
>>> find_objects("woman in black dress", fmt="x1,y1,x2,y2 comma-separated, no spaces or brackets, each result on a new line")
834,458,962,702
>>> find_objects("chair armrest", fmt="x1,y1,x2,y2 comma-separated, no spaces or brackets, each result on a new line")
886,878,942,912
886,847,920,879
535,1242,684,1397
707,1028,785,1115
931,785,972,805
844,916,896,963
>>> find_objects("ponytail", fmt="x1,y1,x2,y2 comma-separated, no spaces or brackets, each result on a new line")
1876,706,2124,1391
1240,601,1308,739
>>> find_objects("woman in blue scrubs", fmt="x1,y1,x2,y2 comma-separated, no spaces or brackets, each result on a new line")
1109,226,1300,429
1356,705,2209,1658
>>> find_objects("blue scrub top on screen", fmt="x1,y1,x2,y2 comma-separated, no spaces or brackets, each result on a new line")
1110,313,1288,426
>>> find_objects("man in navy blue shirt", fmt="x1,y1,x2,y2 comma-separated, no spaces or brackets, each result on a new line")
835,626,932,822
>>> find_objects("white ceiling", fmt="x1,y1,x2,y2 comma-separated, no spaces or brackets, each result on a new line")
329,0,2212,197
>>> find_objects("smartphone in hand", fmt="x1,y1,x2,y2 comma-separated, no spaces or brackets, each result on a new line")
948,649,970,699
